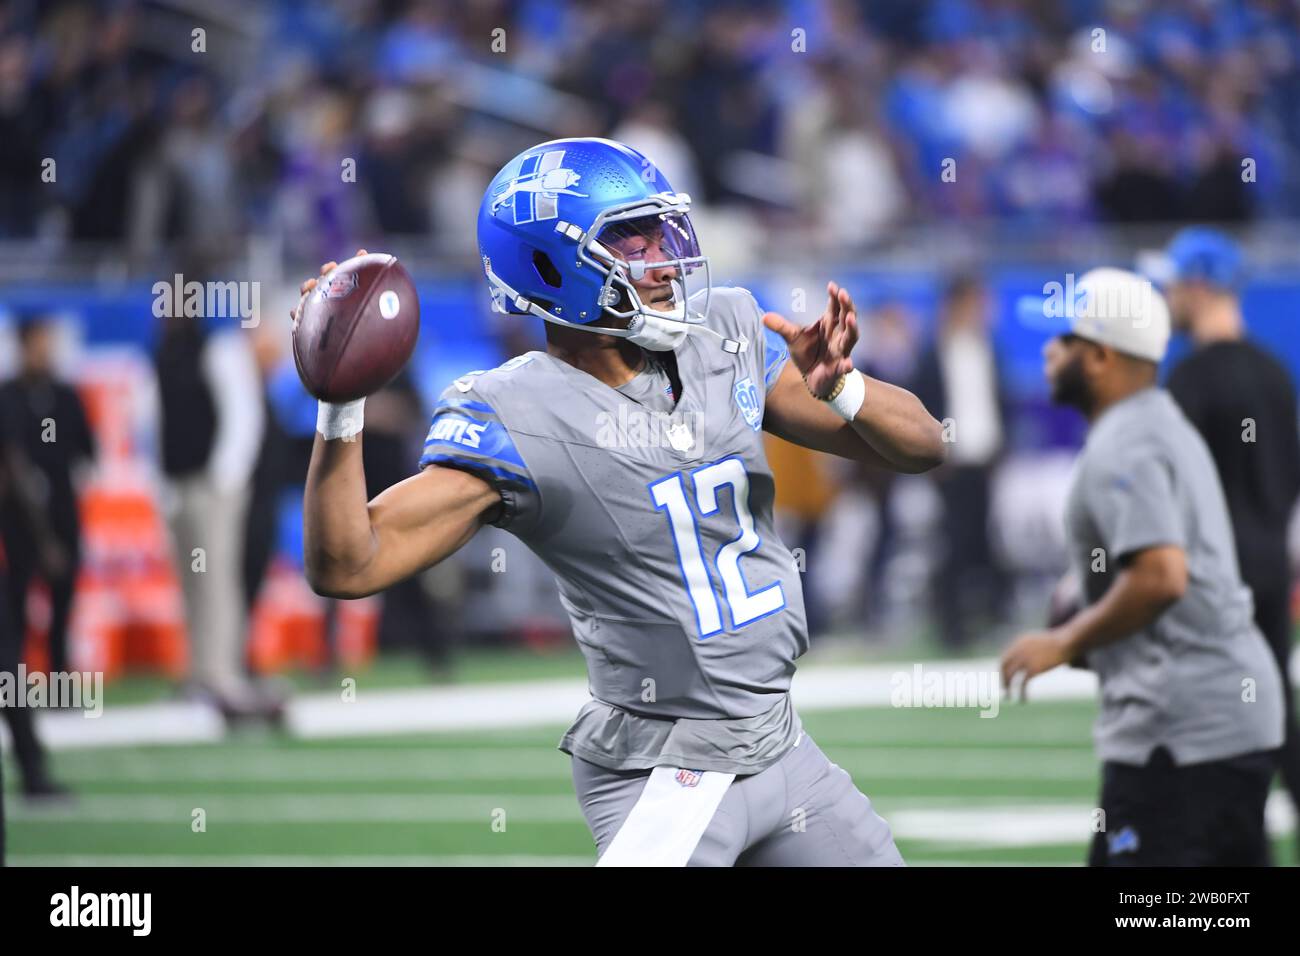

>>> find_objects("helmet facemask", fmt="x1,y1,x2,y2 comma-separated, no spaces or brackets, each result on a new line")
578,194,712,349
483,189,738,352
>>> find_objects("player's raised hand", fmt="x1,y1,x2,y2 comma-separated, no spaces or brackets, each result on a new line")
290,249,368,324
763,282,859,399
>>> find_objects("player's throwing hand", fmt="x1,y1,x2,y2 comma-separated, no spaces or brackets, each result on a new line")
762,282,859,399
289,248,368,324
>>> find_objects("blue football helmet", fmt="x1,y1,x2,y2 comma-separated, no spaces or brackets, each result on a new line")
477,137,720,352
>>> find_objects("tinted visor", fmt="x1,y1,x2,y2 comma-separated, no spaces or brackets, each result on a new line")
596,212,703,277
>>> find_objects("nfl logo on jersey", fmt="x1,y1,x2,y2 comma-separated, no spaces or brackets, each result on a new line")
675,768,704,788
734,377,762,431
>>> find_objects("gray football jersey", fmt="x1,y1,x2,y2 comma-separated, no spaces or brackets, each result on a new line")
419,287,807,773
1065,387,1283,766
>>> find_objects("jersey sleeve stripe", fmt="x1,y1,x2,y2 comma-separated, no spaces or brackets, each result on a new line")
763,326,789,391
420,437,527,473
433,397,498,417
418,451,538,492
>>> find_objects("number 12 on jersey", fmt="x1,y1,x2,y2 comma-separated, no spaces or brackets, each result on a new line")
649,457,786,639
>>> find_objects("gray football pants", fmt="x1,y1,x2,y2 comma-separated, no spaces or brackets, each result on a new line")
572,732,905,866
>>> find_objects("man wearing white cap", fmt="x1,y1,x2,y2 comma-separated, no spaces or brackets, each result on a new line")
1001,268,1284,866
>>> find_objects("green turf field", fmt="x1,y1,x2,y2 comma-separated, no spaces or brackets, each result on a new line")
6,695,1296,866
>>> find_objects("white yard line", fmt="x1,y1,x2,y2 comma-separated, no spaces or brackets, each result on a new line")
1,655,1291,752
5,852,1066,867
285,679,594,738
10,791,1291,848
0,700,224,751
7,792,584,823
53,747,572,780
908,859,1083,867
6,659,1077,750
886,792,1297,845
44,745,1094,782
5,854,593,867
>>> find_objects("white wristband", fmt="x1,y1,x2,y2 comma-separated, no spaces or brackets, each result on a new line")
317,398,365,440
826,369,866,422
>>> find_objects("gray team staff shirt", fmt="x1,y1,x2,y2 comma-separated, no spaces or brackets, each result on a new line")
1065,386,1284,766
417,287,806,775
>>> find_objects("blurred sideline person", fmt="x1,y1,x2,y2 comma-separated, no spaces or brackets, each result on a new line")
242,323,294,613
0,417,71,809
361,369,456,671
912,275,1010,648
148,285,272,722
296,139,945,865
1161,227,1300,839
790,301,925,638
852,302,923,632
1002,269,1283,866
0,312,95,676
764,435,836,636
250,354,456,672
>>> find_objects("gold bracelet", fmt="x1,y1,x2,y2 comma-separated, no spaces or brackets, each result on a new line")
803,371,846,402
823,373,847,402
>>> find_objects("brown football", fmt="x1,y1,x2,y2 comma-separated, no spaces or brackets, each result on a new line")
292,252,420,402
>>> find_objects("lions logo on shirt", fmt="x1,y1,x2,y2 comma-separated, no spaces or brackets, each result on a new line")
1107,825,1140,856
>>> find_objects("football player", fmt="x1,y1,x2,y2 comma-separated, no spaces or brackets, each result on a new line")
297,138,945,865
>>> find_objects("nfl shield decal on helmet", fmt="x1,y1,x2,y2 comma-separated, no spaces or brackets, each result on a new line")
734,377,762,430
675,768,704,788
490,149,588,225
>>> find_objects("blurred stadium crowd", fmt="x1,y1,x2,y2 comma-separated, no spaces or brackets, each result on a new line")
0,0,1297,746
3,0,1300,264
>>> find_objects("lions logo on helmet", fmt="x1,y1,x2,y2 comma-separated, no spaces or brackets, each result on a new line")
489,149,589,224
477,137,732,353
